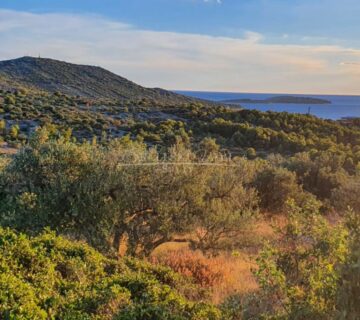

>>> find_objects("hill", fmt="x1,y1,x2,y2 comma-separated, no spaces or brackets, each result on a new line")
0,56,194,103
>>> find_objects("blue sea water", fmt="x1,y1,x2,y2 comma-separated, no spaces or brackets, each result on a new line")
175,91,360,120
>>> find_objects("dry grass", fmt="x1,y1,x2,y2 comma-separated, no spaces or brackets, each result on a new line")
150,216,282,303
0,142,17,155
210,252,258,304
149,214,337,304
151,247,258,304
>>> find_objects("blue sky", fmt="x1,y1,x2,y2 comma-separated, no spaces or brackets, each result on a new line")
0,0,360,94
2,0,360,45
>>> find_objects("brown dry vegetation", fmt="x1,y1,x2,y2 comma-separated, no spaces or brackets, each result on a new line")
150,215,282,304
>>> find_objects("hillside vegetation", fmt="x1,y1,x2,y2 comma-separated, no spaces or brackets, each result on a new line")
0,57,359,319
0,129,359,318
0,57,194,103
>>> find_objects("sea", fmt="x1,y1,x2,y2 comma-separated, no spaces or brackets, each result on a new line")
175,91,360,121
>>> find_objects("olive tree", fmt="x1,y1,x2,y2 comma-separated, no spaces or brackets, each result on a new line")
254,166,302,213
0,131,258,257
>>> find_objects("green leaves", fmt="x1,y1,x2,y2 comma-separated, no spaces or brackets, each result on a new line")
0,228,222,320
254,201,349,319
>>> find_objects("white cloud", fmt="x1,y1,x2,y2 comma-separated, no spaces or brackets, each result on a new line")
203,0,222,4
0,9,359,94
340,62,360,66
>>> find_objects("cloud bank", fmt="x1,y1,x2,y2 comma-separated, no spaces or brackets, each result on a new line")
0,9,359,94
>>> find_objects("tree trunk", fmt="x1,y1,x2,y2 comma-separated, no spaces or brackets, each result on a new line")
113,226,128,257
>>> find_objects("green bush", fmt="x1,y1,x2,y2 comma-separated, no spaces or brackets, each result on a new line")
0,227,222,320
254,200,349,319
4,95,16,105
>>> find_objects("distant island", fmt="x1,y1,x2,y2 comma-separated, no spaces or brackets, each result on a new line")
222,95,331,105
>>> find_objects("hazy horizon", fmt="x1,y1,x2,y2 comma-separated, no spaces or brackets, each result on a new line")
175,89,360,97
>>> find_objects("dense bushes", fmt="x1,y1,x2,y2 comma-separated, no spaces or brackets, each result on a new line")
0,206,358,319
0,90,123,143
185,104,360,173
0,127,358,257
2,88,360,173
0,227,222,320
0,131,258,256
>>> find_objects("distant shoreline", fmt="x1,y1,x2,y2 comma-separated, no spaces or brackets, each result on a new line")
221,95,331,105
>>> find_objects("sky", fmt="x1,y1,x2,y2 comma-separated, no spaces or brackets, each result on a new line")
0,0,360,94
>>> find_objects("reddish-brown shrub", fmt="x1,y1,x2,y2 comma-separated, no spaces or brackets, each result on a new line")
150,250,224,287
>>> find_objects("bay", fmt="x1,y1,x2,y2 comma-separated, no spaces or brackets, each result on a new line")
175,91,360,120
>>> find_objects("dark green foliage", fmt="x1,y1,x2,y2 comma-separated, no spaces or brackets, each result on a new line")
254,167,303,213
284,151,352,200
183,104,359,165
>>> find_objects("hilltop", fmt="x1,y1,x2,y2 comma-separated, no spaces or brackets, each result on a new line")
0,56,194,103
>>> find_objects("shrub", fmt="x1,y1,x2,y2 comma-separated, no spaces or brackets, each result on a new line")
0,119,5,134
9,124,20,139
246,147,256,160
254,166,302,213
198,137,220,158
331,177,360,214
254,199,349,319
0,227,222,320
4,95,15,105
